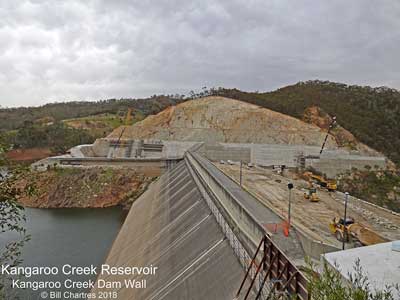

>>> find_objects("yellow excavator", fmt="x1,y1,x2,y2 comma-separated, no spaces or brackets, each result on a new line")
303,171,337,192
329,217,388,247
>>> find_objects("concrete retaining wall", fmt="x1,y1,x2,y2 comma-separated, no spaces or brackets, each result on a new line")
201,144,251,163
295,230,340,259
198,142,386,177
162,141,200,158
251,144,321,167
91,139,110,157
306,155,387,178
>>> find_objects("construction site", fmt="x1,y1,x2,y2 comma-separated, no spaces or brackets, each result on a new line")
34,96,400,299
215,162,400,249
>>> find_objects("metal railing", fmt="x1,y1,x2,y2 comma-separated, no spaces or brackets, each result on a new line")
236,235,309,300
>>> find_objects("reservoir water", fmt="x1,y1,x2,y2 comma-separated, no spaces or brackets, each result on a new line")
0,207,126,299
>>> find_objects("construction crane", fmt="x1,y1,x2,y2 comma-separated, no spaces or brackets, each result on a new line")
108,108,132,158
319,116,337,155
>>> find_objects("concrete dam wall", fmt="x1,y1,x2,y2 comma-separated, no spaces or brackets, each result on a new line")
92,161,246,299
64,139,386,178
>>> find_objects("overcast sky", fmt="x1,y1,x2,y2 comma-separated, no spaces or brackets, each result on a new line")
0,0,399,107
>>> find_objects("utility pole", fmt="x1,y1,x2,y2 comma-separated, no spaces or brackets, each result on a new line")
342,192,349,250
239,160,243,186
287,183,294,228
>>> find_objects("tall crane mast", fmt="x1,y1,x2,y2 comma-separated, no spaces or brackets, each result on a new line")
320,116,337,155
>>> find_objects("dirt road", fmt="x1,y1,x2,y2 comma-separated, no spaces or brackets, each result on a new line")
215,163,400,248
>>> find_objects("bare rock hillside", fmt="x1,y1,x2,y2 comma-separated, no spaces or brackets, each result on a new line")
108,97,339,148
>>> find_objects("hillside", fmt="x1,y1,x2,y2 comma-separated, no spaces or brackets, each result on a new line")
1,95,182,160
16,167,154,208
3,80,399,164
108,96,340,148
211,81,400,164
0,95,183,131
62,111,145,138
339,168,400,212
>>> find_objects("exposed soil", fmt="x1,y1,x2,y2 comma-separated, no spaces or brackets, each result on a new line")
15,167,155,208
6,148,53,162
215,163,400,247
107,97,340,149
303,106,380,155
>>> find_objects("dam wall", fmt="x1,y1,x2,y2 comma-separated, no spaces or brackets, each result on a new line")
68,139,386,177
91,161,246,299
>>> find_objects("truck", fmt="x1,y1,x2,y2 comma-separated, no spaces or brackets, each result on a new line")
329,217,388,247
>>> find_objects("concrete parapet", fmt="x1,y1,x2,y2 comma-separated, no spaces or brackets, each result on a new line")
185,152,265,252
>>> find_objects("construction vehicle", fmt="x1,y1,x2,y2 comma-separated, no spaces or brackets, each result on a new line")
329,216,388,246
304,187,319,202
303,182,319,202
303,171,337,192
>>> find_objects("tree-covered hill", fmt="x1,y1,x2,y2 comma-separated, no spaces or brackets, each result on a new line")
0,95,185,159
2,81,400,165
0,95,184,131
212,81,400,165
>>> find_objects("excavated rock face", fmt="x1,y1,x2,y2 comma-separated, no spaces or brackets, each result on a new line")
108,97,338,148
16,168,153,208
302,106,332,130
303,106,380,155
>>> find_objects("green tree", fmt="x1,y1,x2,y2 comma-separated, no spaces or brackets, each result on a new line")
305,258,399,300
0,137,33,299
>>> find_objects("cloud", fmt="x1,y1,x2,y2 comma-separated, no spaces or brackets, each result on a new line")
0,0,399,107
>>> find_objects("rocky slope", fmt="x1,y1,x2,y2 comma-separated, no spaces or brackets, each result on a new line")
16,167,154,208
108,97,339,148
339,169,400,212
213,82,400,164
302,106,380,156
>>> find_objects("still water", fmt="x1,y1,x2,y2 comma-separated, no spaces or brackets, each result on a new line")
0,207,126,299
